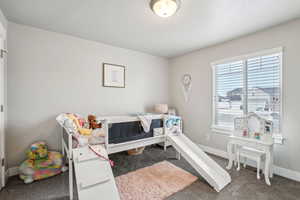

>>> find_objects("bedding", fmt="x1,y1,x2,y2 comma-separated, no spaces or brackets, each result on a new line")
56,113,163,147
137,114,153,132
56,113,105,147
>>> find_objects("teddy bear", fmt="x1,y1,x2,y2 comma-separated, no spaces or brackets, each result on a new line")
88,115,102,129
19,141,67,184
88,115,106,144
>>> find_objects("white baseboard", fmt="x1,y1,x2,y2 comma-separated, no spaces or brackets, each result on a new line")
199,144,229,159
5,169,9,182
7,166,19,177
273,165,300,182
199,144,300,182
7,145,300,183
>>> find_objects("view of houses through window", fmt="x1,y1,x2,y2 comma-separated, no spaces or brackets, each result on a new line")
213,50,281,133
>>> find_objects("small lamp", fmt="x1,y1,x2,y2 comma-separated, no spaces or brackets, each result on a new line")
154,104,169,114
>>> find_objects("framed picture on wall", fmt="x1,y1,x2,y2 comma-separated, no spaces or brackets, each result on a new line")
102,63,125,88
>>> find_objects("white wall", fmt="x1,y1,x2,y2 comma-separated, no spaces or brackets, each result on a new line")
7,22,169,167
170,19,300,173
7,16,300,175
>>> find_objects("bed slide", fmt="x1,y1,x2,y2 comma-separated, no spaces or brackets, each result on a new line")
167,134,231,192
72,146,120,200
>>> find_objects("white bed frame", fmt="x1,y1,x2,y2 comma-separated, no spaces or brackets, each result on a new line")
61,115,181,200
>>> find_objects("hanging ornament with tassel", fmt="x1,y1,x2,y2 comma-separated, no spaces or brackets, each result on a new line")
181,74,192,102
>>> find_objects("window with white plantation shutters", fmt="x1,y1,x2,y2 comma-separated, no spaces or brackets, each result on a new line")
214,61,244,129
212,48,282,134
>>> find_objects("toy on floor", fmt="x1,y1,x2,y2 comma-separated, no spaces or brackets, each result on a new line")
19,141,67,184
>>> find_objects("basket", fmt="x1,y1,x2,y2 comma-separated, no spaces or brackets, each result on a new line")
127,147,145,155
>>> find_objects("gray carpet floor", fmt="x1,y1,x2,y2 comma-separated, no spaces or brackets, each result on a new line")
1,145,300,200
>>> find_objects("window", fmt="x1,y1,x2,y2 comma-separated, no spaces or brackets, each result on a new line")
212,48,282,134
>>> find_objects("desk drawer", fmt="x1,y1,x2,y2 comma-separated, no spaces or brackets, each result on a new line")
232,139,265,151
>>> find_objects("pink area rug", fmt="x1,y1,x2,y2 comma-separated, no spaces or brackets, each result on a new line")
115,161,198,200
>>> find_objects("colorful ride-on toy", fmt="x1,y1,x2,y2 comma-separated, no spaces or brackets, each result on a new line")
19,141,67,184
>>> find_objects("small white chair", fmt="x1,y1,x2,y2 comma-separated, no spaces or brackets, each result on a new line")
236,146,265,180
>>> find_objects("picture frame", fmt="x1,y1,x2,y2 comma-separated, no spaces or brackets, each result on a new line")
102,63,125,88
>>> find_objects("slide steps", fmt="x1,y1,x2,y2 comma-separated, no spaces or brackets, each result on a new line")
72,146,120,200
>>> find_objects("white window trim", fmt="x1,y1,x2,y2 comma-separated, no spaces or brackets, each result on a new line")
211,47,283,140
211,47,283,66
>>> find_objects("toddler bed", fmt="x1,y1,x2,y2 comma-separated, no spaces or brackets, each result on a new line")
57,113,167,200
57,113,231,200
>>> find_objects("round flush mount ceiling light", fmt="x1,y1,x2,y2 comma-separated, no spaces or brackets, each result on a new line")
150,0,181,18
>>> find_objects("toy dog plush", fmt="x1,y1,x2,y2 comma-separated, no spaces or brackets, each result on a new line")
87,115,106,144
19,141,67,184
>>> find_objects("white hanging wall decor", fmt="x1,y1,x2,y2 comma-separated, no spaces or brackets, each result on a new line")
181,74,192,102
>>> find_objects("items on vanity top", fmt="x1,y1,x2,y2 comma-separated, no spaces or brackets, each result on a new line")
233,112,273,140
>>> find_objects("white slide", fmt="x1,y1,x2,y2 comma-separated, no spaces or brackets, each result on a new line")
167,134,231,192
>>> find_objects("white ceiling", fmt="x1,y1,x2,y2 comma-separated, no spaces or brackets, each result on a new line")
1,0,300,58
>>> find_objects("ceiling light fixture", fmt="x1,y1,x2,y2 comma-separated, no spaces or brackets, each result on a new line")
150,0,181,18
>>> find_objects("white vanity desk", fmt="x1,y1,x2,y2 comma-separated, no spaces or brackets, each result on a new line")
227,134,274,185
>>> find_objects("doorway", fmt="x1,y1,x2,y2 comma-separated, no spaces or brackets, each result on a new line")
0,29,6,190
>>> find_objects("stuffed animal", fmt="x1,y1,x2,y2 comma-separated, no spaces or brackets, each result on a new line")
67,113,92,136
56,113,105,146
88,115,102,129
19,141,67,184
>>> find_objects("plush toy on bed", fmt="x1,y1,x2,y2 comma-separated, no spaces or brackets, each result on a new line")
88,115,102,129
56,113,106,147
19,141,67,184
88,115,106,144
67,113,92,136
